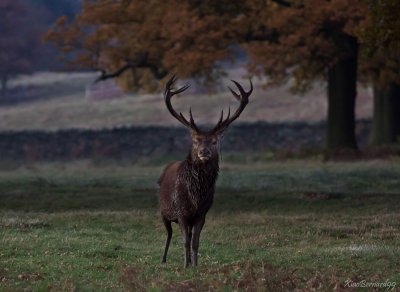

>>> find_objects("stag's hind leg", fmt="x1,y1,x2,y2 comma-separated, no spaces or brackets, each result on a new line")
161,217,172,263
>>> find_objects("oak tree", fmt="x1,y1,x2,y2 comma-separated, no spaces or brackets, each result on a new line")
243,0,368,151
359,0,400,145
360,50,400,146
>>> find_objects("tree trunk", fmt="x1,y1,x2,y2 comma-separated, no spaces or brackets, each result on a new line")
369,82,400,145
326,37,358,151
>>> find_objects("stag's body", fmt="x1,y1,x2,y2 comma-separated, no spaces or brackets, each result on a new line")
158,155,219,266
158,76,252,267
159,157,218,223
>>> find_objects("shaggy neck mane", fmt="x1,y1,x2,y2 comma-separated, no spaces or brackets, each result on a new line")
182,152,220,193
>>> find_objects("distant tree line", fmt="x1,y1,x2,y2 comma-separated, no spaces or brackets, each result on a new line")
43,0,400,152
0,0,81,97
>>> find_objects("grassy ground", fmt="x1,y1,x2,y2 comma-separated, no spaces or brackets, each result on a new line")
0,71,373,130
0,158,399,291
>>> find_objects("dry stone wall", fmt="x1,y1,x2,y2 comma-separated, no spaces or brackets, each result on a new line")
0,121,371,161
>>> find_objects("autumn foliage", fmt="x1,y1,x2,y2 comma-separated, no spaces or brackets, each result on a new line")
46,0,240,91
46,0,400,150
245,0,367,91
46,0,372,91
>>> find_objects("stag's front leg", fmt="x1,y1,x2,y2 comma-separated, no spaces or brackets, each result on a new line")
192,216,205,266
178,219,191,268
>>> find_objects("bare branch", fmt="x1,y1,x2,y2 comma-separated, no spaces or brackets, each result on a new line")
271,0,292,7
93,53,167,83
94,64,132,83
271,0,304,8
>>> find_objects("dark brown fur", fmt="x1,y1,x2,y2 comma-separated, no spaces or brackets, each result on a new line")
158,76,252,267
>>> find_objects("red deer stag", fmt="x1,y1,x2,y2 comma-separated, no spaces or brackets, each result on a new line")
158,75,252,267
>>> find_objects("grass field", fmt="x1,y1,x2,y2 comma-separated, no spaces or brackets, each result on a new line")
1,158,399,291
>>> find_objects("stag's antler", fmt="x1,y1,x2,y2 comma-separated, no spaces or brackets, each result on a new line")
164,75,200,132
211,80,253,133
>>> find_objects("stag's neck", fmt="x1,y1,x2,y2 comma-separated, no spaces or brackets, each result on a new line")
184,153,219,183
179,153,219,208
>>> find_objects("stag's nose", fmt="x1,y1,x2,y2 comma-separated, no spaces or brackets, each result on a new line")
199,148,211,158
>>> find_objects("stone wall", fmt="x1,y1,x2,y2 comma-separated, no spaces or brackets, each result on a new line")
0,121,371,161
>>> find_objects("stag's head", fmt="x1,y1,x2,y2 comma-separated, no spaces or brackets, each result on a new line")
164,75,252,163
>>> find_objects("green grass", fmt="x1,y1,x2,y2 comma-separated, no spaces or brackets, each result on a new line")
1,159,399,291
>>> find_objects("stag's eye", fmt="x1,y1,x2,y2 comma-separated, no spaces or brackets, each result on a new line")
212,139,217,145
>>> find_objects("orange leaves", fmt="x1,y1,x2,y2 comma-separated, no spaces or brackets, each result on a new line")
162,3,231,78
244,0,369,91
48,0,242,91
45,0,376,92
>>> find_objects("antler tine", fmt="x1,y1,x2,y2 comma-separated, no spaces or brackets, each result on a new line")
174,83,190,95
226,106,231,121
179,112,187,122
164,74,176,95
231,79,253,100
211,80,252,134
228,86,241,101
165,75,190,96
214,110,224,129
164,75,193,129
189,107,200,132
167,74,177,87
218,110,224,124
